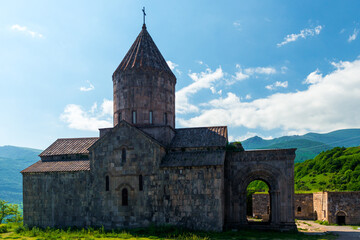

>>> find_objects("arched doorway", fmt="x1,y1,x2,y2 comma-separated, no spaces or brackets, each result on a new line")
246,180,270,223
336,211,347,225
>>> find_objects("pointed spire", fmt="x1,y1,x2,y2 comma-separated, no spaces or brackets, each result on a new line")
114,24,175,78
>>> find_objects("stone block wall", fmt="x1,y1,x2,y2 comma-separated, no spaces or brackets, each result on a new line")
22,171,90,228
295,194,315,220
252,194,270,219
327,192,360,225
252,193,315,220
313,192,328,221
225,149,296,230
89,122,167,229
113,70,176,128
161,166,224,231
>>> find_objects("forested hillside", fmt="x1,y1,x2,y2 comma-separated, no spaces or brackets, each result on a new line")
294,146,360,191
0,146,41,203
242,128,360,162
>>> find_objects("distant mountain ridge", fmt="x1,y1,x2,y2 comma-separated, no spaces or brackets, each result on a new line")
0,145,41,204
242,128,360,162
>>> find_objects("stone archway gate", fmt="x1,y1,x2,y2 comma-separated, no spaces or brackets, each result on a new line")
224,149,297,231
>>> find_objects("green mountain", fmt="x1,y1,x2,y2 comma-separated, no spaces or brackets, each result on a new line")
0,146,41,204
242,128,360,162
294,146,360,191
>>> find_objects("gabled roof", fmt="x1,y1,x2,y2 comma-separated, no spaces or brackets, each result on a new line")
161,150,226,167
39,138,99,157
114,24,175,79
170,126,228,148
21,160,90,173
88,120,165,151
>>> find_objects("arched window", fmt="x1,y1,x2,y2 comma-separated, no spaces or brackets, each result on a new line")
132,111,136,124
163,112,167,125
122,188,128,206
149,111,153,124
118,112,122,123
105,176,109,191
297,206,302,213
139,175,143,191
122,148,126,163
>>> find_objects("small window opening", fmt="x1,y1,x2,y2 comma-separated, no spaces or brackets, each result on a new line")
122,148,126,163
122,188,128,206
297,206,302,213
267,206,270,214
132,111,136,124
105,176,109,191
118,112,122,123
164,112,167,125
149,111,153,124
139,175,143,191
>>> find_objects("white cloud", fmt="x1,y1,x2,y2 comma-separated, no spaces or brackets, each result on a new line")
167,60,181,75
166,60,178,70
80,81,95,92
176,67,224,114
348,28,358,42
303,69,323,84
60,99,113,131
210,87,216,94
233,20,241,31
244,67,276,75
265,81,288,90
11,24,43,38
245,94,252,100
277,25,322,47
228,65,276,85
179,58,360,135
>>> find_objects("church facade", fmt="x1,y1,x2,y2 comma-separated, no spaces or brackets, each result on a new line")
22,23,296,231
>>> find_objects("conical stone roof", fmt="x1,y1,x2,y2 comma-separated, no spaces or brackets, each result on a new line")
114,24,175,78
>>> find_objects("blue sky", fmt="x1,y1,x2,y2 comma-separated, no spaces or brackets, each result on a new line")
1,0,360,149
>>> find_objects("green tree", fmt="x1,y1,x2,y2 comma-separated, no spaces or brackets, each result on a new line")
0,199,22,223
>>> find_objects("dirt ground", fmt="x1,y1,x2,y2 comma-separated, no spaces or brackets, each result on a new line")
297,220,360,240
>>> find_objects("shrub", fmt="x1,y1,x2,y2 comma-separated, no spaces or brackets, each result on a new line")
0,224,8,233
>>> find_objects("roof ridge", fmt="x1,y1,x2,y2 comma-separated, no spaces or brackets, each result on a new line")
56,137,99,140
175,126,227,130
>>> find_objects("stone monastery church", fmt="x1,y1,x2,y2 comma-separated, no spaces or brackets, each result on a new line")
22,22,297,231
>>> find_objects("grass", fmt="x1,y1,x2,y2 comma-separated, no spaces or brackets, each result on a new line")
0,223,337,240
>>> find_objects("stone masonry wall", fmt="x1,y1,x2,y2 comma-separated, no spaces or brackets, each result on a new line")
161,166,224,231
89,122,167,229
225,149,296,230
327,192,360,225
295,194,315,220
113,70,176,128
252,194,270,220
252,193,315,220
22,171,90,228
313,192,328,221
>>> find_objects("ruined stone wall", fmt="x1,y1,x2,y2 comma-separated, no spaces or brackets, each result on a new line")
295,194,315,220
89,122,167,229
327,192,360,225
22,171,90,228
313,192,328,221
161,166,224,231
252,193,314,220
252,194,270,219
